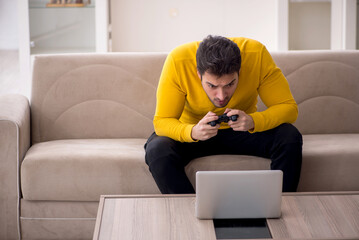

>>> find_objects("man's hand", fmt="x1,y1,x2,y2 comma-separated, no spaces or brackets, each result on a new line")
191,111,220,141
225,108,254,131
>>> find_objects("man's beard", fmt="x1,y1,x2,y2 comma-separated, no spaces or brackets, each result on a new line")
210,97,230,108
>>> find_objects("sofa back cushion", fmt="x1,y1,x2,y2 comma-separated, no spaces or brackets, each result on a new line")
31,51,359,143
266,50,359,135
31,53,167,144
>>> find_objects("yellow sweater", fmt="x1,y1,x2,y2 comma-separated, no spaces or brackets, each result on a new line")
154,37,298,142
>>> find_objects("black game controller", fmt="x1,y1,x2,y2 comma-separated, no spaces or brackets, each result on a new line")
208,113,239,127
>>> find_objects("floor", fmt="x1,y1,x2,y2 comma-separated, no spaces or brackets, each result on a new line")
0,50,27,97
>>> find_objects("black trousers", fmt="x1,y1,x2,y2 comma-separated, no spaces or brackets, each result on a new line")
144,123,302,193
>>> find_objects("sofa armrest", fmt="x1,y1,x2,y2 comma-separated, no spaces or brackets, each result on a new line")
0,94,30,240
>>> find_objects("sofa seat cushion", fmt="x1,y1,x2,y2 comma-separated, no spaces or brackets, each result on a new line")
21,134,359,201
185,155,271,189
186,134,359,192
298,134,359,191
21,139,160,201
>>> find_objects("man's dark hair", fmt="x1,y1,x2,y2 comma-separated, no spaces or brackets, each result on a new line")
196,35,241,78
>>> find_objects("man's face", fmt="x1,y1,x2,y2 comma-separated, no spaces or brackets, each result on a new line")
199,71,239,108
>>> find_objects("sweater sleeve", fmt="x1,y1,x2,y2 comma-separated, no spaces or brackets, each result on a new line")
249,46,298,133
153,54,196,142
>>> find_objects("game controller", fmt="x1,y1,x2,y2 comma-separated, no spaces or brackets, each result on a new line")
208,113,239,126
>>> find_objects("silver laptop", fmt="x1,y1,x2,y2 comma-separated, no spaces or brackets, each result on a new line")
195,170,283,219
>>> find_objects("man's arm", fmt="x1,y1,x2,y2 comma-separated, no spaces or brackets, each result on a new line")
248,46,298,133
153,54,200,142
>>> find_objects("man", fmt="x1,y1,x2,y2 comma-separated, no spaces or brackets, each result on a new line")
145,35,302,193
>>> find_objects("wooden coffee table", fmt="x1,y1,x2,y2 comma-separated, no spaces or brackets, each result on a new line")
93,192,359,240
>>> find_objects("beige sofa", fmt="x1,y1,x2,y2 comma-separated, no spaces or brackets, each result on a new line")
1,51,359,240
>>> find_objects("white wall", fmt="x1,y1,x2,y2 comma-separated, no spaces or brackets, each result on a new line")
289,1,331,50
1,0,358,51
0,0,18,49
29,7,96,53
111,0,278,52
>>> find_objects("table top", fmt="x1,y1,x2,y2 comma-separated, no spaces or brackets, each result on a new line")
93,192,359,240
93,194,216,240
268,192,359,239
